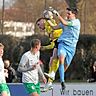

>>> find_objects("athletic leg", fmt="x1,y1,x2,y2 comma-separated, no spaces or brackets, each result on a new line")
58,43,67,90
58,54,66,90
46,48,59,81
58,43,76,90
43,48,59,91
29,92,39,96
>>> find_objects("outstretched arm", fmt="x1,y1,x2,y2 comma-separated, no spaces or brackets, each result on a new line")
37,61,47,84
52,10,68,26
57,15,68,25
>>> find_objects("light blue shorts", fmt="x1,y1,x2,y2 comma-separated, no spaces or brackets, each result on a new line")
58,42,76,66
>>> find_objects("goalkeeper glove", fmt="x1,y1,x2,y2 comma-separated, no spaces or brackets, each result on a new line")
52,10,59,16
43,10,50,19
48,6,54,12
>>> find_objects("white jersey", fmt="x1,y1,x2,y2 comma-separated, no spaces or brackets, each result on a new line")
0,58,6,83
20,51,40,84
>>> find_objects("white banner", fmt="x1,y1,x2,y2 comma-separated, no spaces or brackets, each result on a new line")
41,83,96,96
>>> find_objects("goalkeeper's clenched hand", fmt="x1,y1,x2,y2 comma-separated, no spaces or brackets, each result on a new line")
48,6,54,12
48,7,60,16
52,10,59,16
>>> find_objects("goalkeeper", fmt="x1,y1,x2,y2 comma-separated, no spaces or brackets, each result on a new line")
36,8,62,91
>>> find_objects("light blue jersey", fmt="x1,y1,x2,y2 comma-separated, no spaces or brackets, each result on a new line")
58,19,80,83
58,19,80,48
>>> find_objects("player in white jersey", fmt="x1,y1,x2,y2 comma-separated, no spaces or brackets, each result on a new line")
0,43,11,96
18,39,47,96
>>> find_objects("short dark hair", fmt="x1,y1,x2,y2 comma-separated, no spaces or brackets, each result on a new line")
30,39,41,48
36,17,45,25
36,17,49,25
66,7,79,15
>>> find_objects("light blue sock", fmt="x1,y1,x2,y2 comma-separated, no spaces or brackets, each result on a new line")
59,64,64,82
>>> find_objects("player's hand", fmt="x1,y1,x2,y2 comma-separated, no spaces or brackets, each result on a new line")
43,76,47,84
48,6,54,12
38,60,43,65
32,65,37,70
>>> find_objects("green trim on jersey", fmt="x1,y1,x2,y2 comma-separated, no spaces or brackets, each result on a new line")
67,21,73,26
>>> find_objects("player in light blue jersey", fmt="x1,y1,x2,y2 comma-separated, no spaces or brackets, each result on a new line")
47,7,80,91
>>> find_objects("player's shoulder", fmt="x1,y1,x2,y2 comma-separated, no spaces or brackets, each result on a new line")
23,51,31,57
73,19,80,23
71,19,80,26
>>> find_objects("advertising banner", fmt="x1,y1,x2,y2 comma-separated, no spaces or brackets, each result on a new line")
8,83,96,96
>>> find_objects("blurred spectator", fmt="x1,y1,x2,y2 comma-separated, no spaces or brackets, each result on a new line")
16,67,22,83
93,61,96,72
4,59,17,83
87,60,96,83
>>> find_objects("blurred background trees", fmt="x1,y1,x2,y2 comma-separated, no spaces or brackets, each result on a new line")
0,0,96,35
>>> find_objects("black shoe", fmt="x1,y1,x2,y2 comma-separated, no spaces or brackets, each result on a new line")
87,78,96,83
61,82,66,90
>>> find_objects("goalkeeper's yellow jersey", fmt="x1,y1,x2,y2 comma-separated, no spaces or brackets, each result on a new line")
43,18,62,49
45,18,62,40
